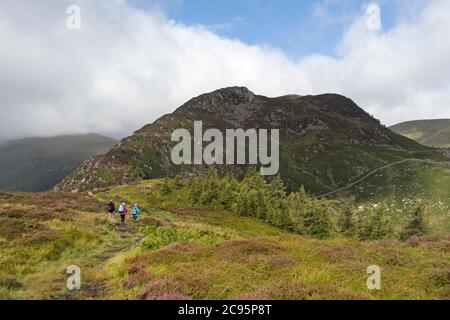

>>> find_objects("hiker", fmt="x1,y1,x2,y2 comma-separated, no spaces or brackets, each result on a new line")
131,204,141,221
118,202,127,224
107,200,115,219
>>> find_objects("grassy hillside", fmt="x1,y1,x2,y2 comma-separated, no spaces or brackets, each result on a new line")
0,134,117,192
1,174,449,300
390,119,450,148
56,87,446,194
325,160,450,235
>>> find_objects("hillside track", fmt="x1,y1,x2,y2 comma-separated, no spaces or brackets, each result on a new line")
318,158,446,198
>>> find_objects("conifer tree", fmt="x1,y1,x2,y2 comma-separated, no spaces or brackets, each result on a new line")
400,206,427,240
199,169,221,206
217,173,239,210
356,206,392,240
288,186,333,239
337,200,356,237
301,200,334,239
266,175,291,229
235,168,268,218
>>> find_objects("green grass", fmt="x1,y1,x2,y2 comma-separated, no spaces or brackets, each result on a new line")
330,161,450,233
1,179,449,300
391,119,450,148
0,192,144,299
105,230,450,300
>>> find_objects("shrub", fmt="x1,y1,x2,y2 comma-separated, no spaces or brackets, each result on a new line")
356,207,392,240
400,206,427,240
337,200,356,237
140,226,182,250
159,178,172,196
187,176,202,205
140,226,227,250
172,175,183,189
0,277,23,290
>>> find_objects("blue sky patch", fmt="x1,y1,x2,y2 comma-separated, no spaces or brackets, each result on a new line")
128,0,400,58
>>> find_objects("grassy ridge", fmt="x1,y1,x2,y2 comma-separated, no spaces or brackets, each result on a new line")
390,119,450,148
109,232,450,300
0,191,145,299
1,174,448,300
95,180,450,300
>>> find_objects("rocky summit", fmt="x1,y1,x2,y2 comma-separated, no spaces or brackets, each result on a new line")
55,87,441,193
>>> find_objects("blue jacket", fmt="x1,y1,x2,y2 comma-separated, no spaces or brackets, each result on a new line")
132,206,141,216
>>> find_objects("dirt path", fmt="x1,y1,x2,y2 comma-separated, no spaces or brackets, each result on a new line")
317,158,442,198
53,221,144,300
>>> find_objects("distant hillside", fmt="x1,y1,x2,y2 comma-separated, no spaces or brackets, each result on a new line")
56,87,445,194
390,119,450,148
0,134,117,192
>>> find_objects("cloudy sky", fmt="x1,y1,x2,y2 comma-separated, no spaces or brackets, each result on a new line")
1,0,449,141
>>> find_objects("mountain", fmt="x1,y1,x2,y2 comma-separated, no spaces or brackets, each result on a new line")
3,88,450,300
390,119,450,148
56,87,445,193
0,134,117,192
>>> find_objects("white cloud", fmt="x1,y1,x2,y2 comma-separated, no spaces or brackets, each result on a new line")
207,17,246,33
0,0,450,142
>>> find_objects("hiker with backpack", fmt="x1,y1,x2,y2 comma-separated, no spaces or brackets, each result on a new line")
107,200,116,219
131,204,141,221
118,202,127,224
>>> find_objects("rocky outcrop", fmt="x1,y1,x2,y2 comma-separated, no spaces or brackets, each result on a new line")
55,87,437,193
